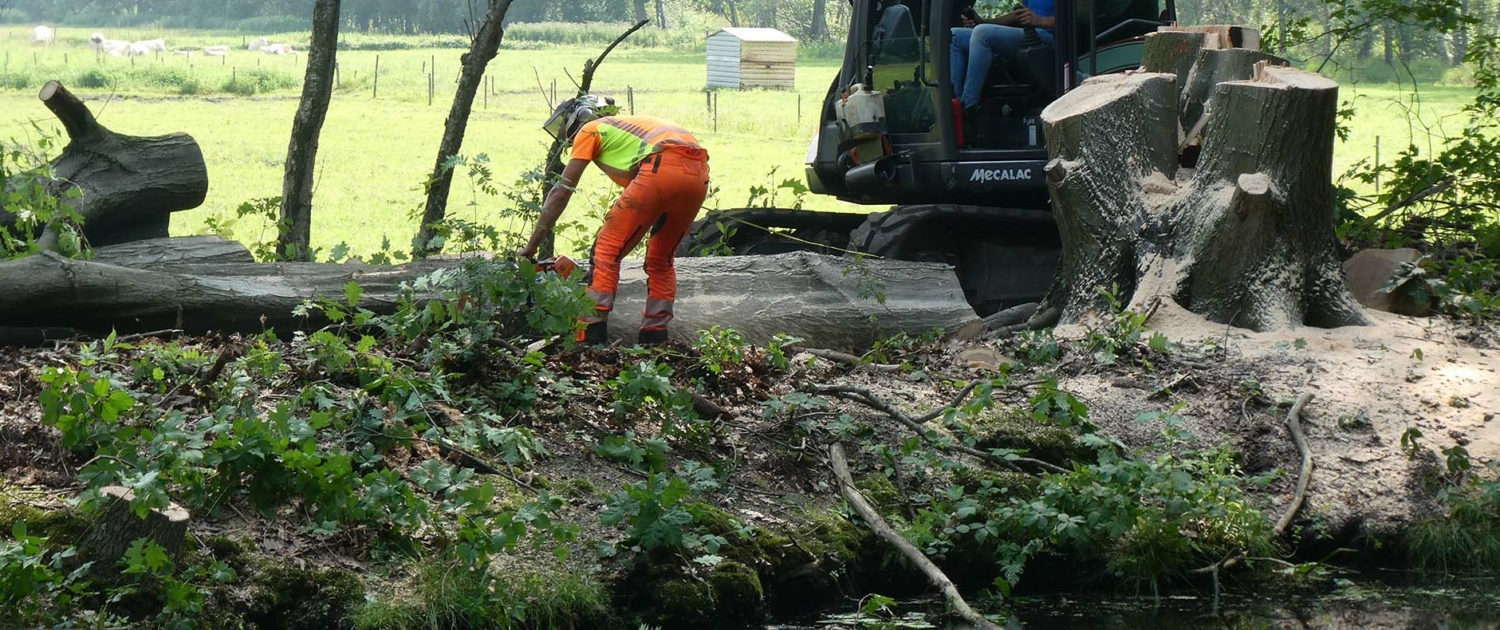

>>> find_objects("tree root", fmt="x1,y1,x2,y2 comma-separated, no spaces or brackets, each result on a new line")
829,443,1002,630
985,306,1060,338
811,385,1068,475
1274,391,1315,537
790,346,903,373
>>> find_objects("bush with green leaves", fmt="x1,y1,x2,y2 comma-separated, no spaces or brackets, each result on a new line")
599,462,729,560
2,130,87,260
0,524,95,627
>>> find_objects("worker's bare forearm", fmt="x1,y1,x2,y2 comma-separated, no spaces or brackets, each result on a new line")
526,186,572,251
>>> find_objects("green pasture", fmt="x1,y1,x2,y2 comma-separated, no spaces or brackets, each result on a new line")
0,25,1479,259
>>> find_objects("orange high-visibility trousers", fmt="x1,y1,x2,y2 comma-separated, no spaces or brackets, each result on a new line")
582,144,710,335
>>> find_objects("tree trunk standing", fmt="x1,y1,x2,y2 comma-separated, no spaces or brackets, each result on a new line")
634,0,648,23
80,486,190,576
412,0,513,258
727,0,740,27
1452,0,1470,66
655,0,668,29
1035,28,1368,332
2,81,208,250
276,0,342,262
1383,23,1394,64
810,0,828,41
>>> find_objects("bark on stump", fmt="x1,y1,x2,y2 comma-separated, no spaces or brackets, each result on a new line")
80,486,190,575
0,81,208,249
1037,27,1368,331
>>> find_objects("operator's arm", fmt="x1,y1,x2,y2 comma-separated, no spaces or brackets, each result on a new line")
517,158,591,259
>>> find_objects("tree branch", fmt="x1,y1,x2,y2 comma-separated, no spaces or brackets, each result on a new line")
1274,391,1315,537
829,443,1002,630
811,385,1068,474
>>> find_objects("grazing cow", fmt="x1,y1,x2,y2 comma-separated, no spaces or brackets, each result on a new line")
32,25,54,46
135,39,167,52
248,37,294,55
89,32,131,56
203,45,229,57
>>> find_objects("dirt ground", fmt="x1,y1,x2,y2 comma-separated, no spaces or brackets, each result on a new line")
1042,300,1499,540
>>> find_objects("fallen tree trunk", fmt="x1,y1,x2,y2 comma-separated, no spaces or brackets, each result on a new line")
1,81,208,249
1036,27,1368,332
0,240,977,350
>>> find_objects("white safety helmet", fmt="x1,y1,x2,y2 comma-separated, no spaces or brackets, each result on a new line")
543,93,620,142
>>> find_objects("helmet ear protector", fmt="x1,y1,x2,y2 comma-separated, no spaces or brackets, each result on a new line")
543,94,620,141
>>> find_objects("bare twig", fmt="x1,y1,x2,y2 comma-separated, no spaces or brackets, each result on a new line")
1275,391,1315,537
829,443,1002,630
914,381,984,424
812,385,1067,475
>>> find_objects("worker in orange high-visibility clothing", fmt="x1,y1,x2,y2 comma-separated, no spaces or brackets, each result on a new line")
517,94,710,346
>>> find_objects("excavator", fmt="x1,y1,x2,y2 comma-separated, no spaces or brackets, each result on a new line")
677,0,1180,316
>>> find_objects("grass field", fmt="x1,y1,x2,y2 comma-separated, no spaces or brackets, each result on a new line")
0,25,1480,259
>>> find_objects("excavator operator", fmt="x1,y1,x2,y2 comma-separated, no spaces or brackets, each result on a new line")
951,0,1057,117
517,94,711,347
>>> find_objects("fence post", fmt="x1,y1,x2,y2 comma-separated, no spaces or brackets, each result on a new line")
797,93,802,125
713,92,719,133
628,85,634,114
705,89,710,111
428,72,434,106
1375,136,1381,194
231,66,236,88
64,52,68,66
374,55,380,99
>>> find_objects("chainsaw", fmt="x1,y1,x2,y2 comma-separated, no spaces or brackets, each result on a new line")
534,255,583,280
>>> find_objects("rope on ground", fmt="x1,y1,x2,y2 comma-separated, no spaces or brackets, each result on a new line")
829,443,1002,630
1274,391,1315,537
811,384,1067,475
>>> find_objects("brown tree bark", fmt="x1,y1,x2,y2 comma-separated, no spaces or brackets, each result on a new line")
655,0,668,28
1,81,207,250
810,0,828,41
634,0,648,23
412,0,514,258
276,0,342,262
80,486,189,575
1035,28,1369,332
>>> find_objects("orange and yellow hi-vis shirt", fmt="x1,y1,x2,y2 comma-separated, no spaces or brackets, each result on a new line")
570,116,702,187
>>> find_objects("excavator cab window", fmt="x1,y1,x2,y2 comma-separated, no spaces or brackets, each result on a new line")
867,0,940,137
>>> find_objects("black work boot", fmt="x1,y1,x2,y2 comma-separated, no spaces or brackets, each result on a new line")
578,322,609,347
637,328,669,347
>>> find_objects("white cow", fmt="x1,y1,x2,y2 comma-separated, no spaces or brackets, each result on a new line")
89,32,131,56
31,25,54,45
134,38,167,52
248,37,295,55
202,45,229,57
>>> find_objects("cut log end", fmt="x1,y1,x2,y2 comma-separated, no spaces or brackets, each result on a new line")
80,485,191,575
37,80,100,140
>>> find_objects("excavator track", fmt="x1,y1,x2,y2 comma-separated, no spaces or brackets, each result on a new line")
678,205,1061,315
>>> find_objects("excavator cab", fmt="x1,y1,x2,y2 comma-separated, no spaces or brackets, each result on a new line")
806,0,1176,205
681,0,1178,316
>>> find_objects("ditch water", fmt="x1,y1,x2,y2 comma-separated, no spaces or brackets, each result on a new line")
768,571,1500,629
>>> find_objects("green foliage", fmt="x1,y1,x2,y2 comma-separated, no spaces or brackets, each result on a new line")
610,360,697,435
695,326,747,378
745,166,811,210
597,432,672,473
1,129,88,260
600,463,727,557
0,524,95,627
204,196,290,262
1084,285,1159,367
1384,254,1500,319
1406,467,1500,572
354,558,614,630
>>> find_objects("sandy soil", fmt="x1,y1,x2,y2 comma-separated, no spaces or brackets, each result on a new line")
1050,300,1498,538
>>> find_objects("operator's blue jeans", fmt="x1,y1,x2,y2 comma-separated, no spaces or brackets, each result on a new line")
950,25,1055,109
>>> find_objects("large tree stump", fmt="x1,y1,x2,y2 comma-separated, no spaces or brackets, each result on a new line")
80,486,190,575
1037,27,1368,331
0,81,209,249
